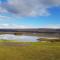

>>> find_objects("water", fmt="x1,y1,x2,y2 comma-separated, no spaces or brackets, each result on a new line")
0,34,59,42
0,34,39,42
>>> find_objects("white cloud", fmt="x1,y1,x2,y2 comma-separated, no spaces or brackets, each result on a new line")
0,24,60,29
39,24,60,29
0,7,8,13
0,15,11,20
0,15,14,22
0,0,60,16
52,0,60,6
0,24,33,29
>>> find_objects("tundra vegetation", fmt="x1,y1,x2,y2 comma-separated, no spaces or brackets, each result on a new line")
38,38,60,42
0,41,60,60
0,32,60,60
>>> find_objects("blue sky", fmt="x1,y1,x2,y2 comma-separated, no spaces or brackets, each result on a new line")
0,0,60,28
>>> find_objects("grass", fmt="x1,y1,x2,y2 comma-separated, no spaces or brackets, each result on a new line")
38,38,60,42
0,40,16,42
0,42,60,60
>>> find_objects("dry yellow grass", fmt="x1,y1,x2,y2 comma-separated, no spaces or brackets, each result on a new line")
0,42,60,60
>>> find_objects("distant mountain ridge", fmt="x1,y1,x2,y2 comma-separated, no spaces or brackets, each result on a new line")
0,28,60,33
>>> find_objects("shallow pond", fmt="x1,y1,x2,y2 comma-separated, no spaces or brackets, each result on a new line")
0,34,59,42
0,34,39,42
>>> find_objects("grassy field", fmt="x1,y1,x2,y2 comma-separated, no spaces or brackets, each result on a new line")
0,42,60,60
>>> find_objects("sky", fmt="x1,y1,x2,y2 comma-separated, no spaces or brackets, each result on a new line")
0,0,60,29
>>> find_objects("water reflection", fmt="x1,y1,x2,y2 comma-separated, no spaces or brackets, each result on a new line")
0,34,39,42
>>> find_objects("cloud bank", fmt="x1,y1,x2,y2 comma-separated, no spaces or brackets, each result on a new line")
0,24,59,29
0,24,33,29
0,0,60,16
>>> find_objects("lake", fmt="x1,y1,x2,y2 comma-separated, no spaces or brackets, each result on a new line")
0,34,59,42
0,34,39,42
